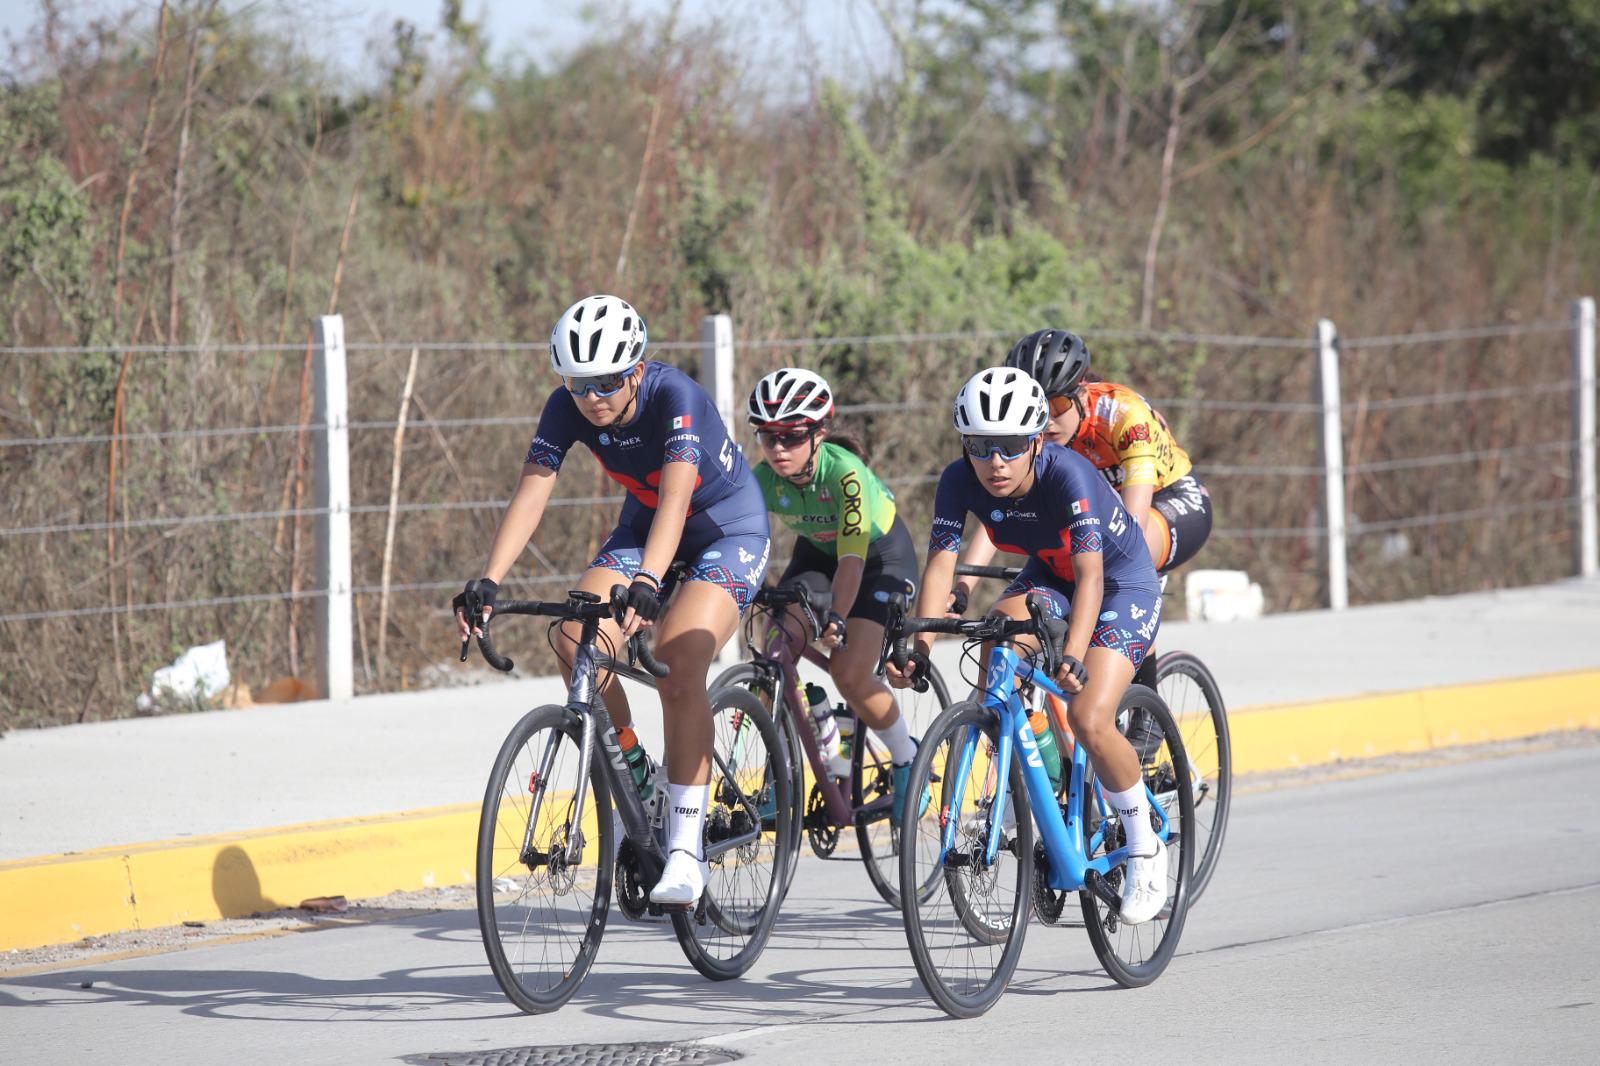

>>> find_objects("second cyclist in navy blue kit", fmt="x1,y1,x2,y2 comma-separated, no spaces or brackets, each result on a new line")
455,294,770,906
886,366,1170,924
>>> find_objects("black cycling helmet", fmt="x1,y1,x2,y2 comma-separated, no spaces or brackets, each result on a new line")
1004,329,1091,399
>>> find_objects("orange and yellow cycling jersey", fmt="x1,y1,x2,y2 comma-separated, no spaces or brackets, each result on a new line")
1068,380,1193,490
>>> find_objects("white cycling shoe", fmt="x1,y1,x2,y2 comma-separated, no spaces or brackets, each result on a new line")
650,848,709,906
1119,838,1169,925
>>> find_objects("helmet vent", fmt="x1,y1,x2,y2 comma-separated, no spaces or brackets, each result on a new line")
586,331,603,362
568,330,583,361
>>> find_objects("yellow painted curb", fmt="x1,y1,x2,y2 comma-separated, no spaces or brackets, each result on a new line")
1226,668,1600,773
0,803,477,952
2,667,1596,952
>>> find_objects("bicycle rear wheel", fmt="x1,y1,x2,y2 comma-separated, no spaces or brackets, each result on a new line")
1080,685,1194,988
856,660,951,907
709,661,804,899
477,704,613,1014
1153,651,1231,903
900,700,1033,1019
671,685,792,981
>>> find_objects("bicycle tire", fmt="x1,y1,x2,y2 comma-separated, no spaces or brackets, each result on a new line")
856,660,952,907
709,661,804,898
1079,685,1194,988
476,704,613,1015
1154,650,1231,904
900,699,1033,1019
670,685,792,981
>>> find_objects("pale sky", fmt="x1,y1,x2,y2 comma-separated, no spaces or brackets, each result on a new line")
1,1,896,94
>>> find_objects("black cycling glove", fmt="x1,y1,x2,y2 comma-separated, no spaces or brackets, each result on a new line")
948,585,969,616
453,577,499,619
622,578,662,622
1056,654,1088,689
900,648,932,692
825,610,849,647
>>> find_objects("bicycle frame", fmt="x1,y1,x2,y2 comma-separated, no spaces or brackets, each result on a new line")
513,609,764,882
941,644,1173,893
748,612,892,830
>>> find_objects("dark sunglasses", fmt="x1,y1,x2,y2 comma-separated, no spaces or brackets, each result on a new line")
962,433,1037,460
564,371,633,398
757,427,813,449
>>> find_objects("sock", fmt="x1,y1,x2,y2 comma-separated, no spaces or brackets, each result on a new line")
665,782,708,860
1104,782,1157,858
877,714,917,765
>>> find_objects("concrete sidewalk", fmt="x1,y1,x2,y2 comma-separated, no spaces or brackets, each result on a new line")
3,578,1598,950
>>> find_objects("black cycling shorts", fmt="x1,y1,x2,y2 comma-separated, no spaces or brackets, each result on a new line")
1150,474,1213,573
777,514,919,627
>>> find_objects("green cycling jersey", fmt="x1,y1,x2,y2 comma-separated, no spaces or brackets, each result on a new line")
753,441,897,559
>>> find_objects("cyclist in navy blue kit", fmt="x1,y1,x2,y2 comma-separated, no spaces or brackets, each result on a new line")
885,366,1169,924
454,294,770,906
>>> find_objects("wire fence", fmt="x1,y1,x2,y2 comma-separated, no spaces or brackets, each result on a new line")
3,310,1594,725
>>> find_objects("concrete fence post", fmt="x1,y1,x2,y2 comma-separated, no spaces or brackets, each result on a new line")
701,313,743,665
1317,318,1349,610
701,314,736,431
1574,297,1598,578
313,314,354,701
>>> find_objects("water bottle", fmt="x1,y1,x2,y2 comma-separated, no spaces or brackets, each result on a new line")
834,703,856,761
1029,710,1063,792
804,682,845,774
829,703,855,778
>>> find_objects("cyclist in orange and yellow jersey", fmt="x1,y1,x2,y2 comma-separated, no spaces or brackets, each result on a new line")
952,329,1213,618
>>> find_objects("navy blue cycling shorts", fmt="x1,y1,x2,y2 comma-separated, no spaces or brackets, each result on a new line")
1001,559,1161,669
589,523,771,616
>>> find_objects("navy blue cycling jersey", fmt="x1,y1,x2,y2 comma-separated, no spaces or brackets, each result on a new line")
930,443,1157,589
525,360,764,536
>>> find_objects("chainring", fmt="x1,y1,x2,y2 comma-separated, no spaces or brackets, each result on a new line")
614,838,649,921
805,783,840,858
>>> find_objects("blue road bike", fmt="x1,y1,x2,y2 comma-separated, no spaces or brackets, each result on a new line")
884,591,1195,1018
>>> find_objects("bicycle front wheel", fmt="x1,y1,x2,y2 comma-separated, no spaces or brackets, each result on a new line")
671,685,792,981
856,658,951,907
1154,651,1231,904
1080,685,1194,988
710,660,804,900
900,699,1033,1019
477,704,613,1014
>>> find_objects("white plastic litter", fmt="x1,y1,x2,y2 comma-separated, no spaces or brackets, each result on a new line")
136,639,230,711
1185,569,1265,623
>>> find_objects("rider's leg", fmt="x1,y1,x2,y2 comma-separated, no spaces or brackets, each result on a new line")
830,617,915,762
654,579,742,786
554,564,634,730
1142,508,1172,573
649,578,744,903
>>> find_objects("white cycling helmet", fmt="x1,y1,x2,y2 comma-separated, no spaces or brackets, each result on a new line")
549,294,648,377
746,367,835,426
952,367,1049,436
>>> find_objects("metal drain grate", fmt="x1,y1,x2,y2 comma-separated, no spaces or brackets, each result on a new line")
404,1042,743,1066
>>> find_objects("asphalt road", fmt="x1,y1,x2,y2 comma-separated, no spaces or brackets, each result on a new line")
4,743,1597,1066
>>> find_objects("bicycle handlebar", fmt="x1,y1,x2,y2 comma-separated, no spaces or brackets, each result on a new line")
456,585,671,679
881,581,1069,691
751,582,833,647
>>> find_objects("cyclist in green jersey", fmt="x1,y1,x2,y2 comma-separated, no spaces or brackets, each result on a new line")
748,368,924,822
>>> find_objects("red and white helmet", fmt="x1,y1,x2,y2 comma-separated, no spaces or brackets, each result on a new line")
549,294,647,377
746,368,835,426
